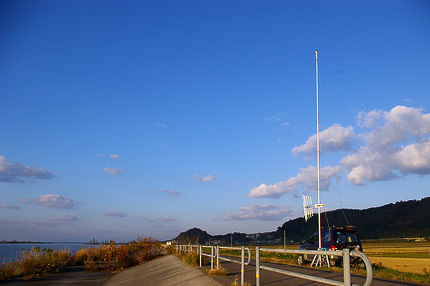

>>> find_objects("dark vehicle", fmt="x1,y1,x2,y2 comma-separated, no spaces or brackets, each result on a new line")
297,226,362,266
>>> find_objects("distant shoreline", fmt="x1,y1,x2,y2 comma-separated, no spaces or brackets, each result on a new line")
0,241,92,244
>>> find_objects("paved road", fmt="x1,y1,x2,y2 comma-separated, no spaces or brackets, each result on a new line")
103,255,224,286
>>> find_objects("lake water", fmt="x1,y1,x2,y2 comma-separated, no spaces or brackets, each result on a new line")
0,243,93,263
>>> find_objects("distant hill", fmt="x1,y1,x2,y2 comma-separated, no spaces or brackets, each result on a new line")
173,197,430,244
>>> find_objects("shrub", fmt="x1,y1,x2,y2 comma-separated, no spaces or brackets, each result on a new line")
74,236,164,272
13,247,70,280
0,262,15,281
181,251,199,266
0,236,165,281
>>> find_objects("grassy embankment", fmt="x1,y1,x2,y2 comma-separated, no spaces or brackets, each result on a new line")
201,239,430,285
0,236,165,282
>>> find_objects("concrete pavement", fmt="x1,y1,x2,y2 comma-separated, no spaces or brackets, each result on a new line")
103,255,224,286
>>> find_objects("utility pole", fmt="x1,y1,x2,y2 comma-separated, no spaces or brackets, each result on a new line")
284,230,286,251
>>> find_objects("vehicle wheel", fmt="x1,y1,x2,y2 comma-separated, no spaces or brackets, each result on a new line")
297,255,305,266
334,260,342,267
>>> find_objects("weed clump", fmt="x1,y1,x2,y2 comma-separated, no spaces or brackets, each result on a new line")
231,275,251,286
207,266,227,277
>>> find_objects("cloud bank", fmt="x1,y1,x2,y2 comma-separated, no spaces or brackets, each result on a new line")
292,124,355,158
0,156,55,183
249,105,430,198
0,204,20,209
342,105,430,184
103,211,128,217
19,194,75,209
221,204,293,221
249,165,339,198
50,215,80,222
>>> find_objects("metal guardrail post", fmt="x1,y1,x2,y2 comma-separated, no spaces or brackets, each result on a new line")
343,249,351,286
211,245,214,270
241,246,245,286
199,245,202,267
256,246,260,286
351,251,373,286
216,245,220,269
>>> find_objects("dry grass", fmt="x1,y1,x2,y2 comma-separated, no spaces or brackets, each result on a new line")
362,240,430,274
368,257,430,274
363,241,430,257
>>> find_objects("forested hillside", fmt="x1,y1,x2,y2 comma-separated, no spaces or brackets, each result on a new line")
275,197,430,241
174,197,430,244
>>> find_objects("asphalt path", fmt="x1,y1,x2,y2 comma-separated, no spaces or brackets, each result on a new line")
103,255,223,286
199,255,426,286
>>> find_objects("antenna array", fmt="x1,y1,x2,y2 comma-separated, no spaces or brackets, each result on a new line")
302,194,314,222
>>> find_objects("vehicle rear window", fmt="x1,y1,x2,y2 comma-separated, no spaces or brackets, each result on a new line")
323,230,331,242
336,231,358,243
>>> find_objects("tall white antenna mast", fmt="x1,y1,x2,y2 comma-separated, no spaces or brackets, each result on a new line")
316,50,322,251
302,51,329,267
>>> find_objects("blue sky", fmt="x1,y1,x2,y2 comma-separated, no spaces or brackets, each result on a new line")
1,0,429,242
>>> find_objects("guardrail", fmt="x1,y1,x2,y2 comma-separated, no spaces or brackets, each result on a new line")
216,246,252,285
256,247,372,286
176,245,373,286
176,245,251,286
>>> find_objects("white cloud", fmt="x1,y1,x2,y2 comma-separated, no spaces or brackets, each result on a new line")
19,194,75,209
193,174,218,182
221,204,293,221
394,139,430,174
202,175,218,182
155,121,167,128
158,218,176,223
265,113,290,128
103,211,127,217
50,215,79,222
104,167,125,176
357,109,384,128
99,153,121,159
0,156,55,183
249,165,339,198
342,106,430,184
157,188,181,197
0,204,20,209
292,124,356,158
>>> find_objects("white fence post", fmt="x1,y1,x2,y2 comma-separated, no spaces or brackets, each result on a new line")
241,246,245,286
343,248,351,286
256,246,260,286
